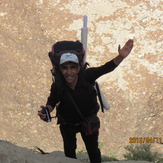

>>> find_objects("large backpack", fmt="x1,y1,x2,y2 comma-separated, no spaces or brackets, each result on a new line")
48,40,87,76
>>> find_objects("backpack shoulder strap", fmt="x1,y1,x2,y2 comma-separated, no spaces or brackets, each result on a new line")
94,82,104,113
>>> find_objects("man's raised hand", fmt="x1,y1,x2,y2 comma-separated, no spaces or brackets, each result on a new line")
118,39,134,58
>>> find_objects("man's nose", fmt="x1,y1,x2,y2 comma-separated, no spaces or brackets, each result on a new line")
67,68,71,74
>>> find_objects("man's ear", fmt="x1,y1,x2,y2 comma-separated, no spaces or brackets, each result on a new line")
77,65,81,73
59,66,62,72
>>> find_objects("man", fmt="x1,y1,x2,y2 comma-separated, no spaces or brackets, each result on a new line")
38,39,134,163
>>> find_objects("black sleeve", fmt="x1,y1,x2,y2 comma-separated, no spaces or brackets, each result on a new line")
46,82,60,108
85,59,117,83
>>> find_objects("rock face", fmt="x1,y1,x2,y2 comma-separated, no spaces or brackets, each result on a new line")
0,0,162,160
0,140,83,163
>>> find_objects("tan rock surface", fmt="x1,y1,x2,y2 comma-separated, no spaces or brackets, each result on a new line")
0,0,162,161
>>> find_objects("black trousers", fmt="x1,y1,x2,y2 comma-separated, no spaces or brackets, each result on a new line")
60,124,101,163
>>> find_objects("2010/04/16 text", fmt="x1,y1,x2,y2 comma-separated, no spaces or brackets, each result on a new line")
129,137,162,143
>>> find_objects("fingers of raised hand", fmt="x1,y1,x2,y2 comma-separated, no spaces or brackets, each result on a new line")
126,39,134,47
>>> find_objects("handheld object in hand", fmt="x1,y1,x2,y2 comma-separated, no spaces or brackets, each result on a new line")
41,107,52,122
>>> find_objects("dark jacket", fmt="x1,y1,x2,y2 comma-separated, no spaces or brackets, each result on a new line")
46,60,117,124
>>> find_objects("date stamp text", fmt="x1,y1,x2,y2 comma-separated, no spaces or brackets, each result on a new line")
129,137,162,143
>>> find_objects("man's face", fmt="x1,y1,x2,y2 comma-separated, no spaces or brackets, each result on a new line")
60,62,80,86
